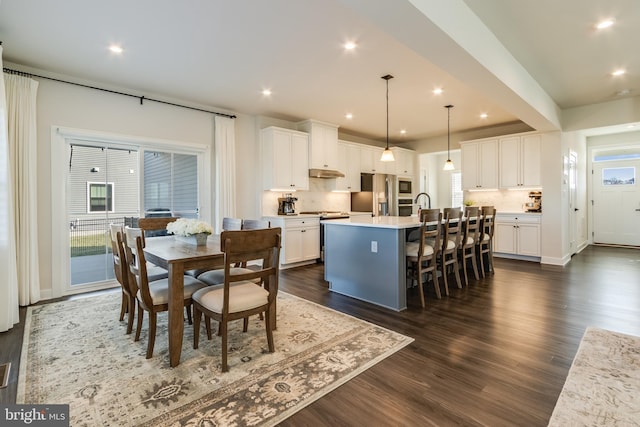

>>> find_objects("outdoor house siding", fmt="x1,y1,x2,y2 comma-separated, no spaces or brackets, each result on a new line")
68,144,140,220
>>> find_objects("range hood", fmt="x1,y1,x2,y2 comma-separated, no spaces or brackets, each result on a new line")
309,168,345,179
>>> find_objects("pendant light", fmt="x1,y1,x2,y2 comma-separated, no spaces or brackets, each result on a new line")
443,104,455,171
380,74,395,162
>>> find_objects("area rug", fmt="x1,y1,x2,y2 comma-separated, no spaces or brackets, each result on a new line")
548,327,640,426
17,291,413,426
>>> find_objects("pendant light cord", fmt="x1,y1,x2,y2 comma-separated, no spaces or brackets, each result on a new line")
386,78,389,149
381,74,394,150
446,104,453,159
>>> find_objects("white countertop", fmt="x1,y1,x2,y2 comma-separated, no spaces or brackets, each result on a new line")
496,211,542,216
321,215,422,229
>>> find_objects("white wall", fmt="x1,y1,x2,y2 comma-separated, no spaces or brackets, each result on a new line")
34,76,238,296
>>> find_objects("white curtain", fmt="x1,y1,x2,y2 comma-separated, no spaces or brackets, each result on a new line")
213,115,237,233
0,47,20,332
5,70,41,307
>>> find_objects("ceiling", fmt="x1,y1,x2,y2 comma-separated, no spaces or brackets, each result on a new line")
0,0,638,144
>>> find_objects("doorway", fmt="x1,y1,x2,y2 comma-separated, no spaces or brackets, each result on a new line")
592,156,640,246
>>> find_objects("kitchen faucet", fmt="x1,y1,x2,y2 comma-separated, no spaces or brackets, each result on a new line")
414,192,431,209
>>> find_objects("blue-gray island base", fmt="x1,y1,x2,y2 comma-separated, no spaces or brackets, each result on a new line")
323,216,422,311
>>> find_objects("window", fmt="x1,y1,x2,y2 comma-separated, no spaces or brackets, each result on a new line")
87,182,114,212
144,151,198,218
451,172,463,208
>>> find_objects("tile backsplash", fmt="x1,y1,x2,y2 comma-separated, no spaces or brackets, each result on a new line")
464,189,540,213
262,178,351,215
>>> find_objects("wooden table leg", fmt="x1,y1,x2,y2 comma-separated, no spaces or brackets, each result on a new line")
168,263,185,367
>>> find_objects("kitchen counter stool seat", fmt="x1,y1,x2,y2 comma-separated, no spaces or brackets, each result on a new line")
439,208,463,295
460,206,481,285
406,209,442,307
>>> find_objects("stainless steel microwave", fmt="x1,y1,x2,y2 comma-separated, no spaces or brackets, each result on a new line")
398,179,412,195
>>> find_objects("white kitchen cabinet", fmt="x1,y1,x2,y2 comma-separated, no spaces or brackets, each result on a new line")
460,139,498,190
494,214,540,257
361,145,394,174
267,216,320,268
261,126,309,191
499,134,541,188
391,147,416,176
332,141,361,192
297,119,339,171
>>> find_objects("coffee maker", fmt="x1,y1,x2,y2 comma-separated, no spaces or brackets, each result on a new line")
524,191,542,212
278,193,298,215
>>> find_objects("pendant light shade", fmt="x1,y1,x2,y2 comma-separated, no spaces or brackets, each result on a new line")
380,74,395,162
443,104,455,171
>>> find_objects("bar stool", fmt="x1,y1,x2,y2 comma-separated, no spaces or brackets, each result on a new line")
460,206,481,285
406,209,442,307
440,208,463,295
478,206,497,277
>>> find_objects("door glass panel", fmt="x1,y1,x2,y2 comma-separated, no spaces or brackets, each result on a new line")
68,144,139,286
143,151,199,219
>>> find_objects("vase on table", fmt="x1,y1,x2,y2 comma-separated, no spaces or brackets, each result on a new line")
174,233,209,246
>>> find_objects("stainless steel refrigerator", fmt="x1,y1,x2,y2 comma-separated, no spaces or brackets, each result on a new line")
350,173,397,216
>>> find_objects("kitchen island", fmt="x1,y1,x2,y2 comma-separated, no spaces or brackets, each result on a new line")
323,215,421,311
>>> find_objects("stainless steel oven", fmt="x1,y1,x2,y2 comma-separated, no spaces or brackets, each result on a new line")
397,198,414,216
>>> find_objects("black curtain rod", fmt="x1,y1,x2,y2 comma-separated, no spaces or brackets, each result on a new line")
2,66,236,119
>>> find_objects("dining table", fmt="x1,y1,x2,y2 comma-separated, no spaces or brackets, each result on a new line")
143,234,224,367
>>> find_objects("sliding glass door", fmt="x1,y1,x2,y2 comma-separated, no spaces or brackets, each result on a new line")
67,143,139,286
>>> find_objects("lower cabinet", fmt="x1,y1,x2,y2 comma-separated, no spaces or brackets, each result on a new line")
495,214,541,258
266,217,320,268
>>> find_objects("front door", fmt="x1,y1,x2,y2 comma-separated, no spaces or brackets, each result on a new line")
592,159,640,246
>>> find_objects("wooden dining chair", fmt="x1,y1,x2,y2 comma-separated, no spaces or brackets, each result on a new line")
241,219,270,230
439,208,463,295
186,217,243,278
138,217,179,240
460,206,481,285
192,227,281,372
478,206,497,277
406,209,442,307
222,217,243,231
109,224,136,334
124,226,207,358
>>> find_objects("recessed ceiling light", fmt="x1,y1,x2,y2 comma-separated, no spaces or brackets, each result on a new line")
611,69,626,77
480,113,488,119
262,89,272,96
400,129,407,135
345,113,353,119
596,19,615,30
344,41,357,50
432,88,443,95
109,45,123,54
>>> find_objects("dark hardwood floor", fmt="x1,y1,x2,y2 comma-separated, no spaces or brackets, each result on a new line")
2,245,640,426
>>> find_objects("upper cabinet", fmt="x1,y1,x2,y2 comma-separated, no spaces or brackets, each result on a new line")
460,139,498,190
390,147,415,176
332,141,362,192
261,126,309,191
296,119,340,171
499,134,541,188
360,145,379,173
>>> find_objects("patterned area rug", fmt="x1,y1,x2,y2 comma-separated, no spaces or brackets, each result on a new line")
17,292,413,426
548,327,640,426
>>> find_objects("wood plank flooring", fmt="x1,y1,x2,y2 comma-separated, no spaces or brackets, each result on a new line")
2,245,640,426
